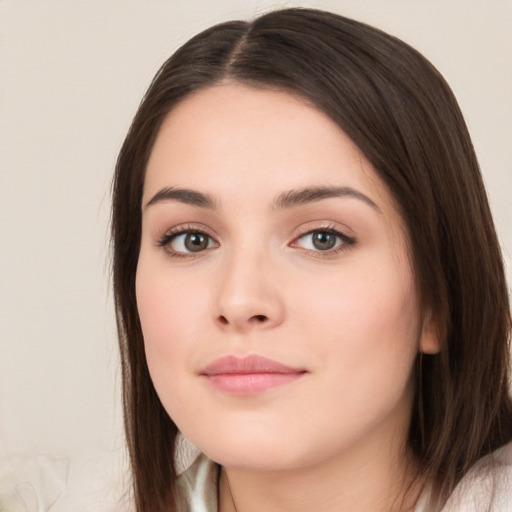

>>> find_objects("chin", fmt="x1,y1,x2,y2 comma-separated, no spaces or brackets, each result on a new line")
207,446,297,471
193,426,327,472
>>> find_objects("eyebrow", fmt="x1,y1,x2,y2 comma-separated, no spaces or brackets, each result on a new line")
273,186,380,212
144,185,379,212
144,187,218,210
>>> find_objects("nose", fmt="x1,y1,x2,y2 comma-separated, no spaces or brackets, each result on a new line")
213,248,285,332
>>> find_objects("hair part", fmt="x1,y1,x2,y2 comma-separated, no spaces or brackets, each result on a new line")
112,8,512,511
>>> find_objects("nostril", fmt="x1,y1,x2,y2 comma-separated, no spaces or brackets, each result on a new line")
216,313,269,326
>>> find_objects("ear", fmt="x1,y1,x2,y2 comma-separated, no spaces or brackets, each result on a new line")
420,309,441,354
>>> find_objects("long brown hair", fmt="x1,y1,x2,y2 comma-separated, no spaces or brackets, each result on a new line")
112,8,512,511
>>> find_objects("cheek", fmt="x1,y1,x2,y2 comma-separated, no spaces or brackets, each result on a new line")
287,263,420,446
135,257,209,391
293,256,421,384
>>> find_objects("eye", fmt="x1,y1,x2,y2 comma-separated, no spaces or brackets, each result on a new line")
293,228,354,253
158,229,218,255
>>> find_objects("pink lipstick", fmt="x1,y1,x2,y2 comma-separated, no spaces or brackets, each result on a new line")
199,355,306,395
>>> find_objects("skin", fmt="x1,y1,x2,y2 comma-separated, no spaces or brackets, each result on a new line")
136,83,439,512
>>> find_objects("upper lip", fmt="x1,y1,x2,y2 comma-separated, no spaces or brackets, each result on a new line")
200,355,305,376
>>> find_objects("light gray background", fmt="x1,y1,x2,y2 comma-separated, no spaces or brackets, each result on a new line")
1,1,511,510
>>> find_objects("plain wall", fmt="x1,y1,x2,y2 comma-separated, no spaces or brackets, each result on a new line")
1,1,510,510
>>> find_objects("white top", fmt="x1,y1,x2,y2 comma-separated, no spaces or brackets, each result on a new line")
174,436,512,512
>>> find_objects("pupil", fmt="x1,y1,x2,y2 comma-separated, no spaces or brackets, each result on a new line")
185,233,208,252
313,231,335,250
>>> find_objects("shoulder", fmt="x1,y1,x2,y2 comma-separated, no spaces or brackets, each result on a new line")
440,441,512,512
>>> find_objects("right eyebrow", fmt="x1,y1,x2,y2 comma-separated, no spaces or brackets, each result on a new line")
144,187,218,210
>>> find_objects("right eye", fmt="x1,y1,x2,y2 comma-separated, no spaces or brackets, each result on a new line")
159,230,218,255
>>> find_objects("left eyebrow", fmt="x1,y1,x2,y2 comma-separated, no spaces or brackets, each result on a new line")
273,186,380,212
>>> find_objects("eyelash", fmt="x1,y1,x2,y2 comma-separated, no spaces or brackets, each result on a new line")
291,225,356,257
156,225,217,259
156,224,356,259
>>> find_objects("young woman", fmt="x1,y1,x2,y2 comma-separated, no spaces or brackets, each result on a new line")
111,8,512,512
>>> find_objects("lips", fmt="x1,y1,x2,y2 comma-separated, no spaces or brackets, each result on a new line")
199,355,307,394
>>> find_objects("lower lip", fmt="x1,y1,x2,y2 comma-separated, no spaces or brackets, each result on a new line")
203,372,305,395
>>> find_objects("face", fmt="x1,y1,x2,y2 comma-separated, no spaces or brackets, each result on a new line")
136,83,437,471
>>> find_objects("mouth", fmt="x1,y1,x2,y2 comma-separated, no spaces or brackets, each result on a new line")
199,355,307,395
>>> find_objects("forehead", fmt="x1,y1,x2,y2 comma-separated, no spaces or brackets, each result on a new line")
144,83,395,215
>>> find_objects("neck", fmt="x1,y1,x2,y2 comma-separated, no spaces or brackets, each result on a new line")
218,430,422,512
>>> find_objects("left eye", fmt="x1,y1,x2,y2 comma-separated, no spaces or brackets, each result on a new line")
168,231,216,253
294,230,346,251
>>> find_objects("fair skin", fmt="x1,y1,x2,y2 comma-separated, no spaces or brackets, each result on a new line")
136,83,438,512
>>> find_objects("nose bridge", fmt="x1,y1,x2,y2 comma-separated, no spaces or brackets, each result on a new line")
214,238,284,331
